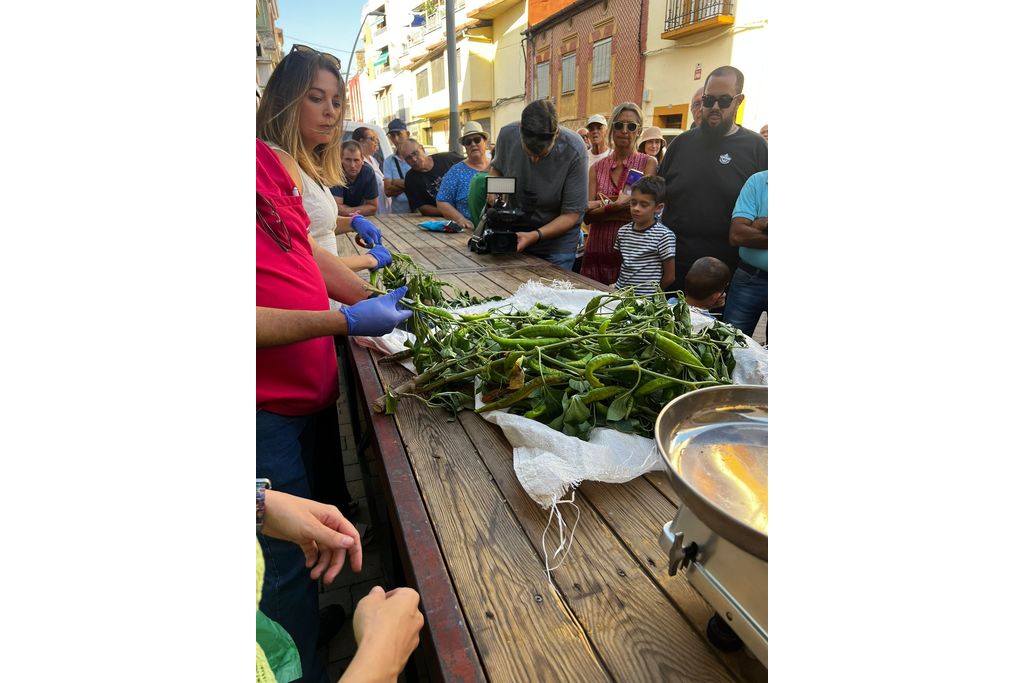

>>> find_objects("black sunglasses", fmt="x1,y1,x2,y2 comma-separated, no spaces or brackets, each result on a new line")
702,94,738,109
462,136,484,146
612,121,640,132
257,193,293,252
289,44,341,71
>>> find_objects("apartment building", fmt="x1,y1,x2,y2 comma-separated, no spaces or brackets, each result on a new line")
352,0,527,150
523,0,648,130
256,0,284,99
644,0,768,131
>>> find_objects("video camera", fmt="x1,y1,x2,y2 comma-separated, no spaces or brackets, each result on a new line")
468,177,527,255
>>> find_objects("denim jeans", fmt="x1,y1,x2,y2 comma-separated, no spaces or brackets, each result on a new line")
544,251,578,271
723,266,768,338
256,410,328,683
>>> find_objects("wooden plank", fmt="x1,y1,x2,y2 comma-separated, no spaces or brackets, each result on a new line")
449,271,512,298
376,360,613,683
347,343,486,683
457,414,741,683
579,478,768,683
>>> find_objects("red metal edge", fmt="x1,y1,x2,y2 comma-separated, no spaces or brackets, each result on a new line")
347,340,487,683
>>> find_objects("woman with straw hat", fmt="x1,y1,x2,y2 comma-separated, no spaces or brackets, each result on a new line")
637,126,667,168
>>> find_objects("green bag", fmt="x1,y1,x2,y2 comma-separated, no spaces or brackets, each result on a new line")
256,609,302,683
468,171,489,226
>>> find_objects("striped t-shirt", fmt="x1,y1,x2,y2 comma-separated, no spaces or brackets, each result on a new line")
613,220,676,295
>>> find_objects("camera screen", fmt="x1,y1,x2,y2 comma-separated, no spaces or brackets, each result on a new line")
486,177,516,195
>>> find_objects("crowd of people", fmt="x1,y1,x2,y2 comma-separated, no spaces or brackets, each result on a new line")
255,42,768,683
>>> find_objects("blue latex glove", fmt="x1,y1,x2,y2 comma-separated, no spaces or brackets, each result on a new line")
341,286,411,337
367,245,392,271
350,214,382,246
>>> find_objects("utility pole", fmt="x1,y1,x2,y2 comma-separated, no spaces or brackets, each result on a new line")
445,0,459,153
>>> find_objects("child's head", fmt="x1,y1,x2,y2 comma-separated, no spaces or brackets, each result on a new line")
684,257,731,309
629,176,666,226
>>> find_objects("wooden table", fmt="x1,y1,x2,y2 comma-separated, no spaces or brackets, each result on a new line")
339,214,767,683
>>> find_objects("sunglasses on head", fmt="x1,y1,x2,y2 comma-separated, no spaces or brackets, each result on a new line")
613,121,640,132
702,94,737,109
462,136,484,146
289,44,341,71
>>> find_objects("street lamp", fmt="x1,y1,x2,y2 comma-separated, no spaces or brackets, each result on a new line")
344,10,385,85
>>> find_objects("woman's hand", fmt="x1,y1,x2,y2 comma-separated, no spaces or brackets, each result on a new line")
343,586,424,682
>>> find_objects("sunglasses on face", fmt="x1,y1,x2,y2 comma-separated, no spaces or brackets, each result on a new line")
463,136,484,146
612,121,640,132
702,94,737,109
289,44,341,71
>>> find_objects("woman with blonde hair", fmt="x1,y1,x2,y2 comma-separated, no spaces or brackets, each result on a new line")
257,45,386,266
581,101,657,285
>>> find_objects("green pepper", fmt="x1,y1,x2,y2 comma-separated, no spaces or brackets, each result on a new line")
580,386,625,404
511,324,574,339
584,353,625,388
489,335,564,348
636,377,677,397
476,373,569,413
645,331,711,375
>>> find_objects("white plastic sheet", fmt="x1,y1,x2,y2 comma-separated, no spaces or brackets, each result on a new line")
355,280,768,509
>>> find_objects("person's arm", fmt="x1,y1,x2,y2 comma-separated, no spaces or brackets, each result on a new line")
257,307,348,348
436,201,473,230
515,212,581,252
584,164,604,217
729,217,768,248
660,257,676,291
338,254,379,272
383,177,405,196
337,196,378,218
261,489,363,583
642,155,657,177
308,235,373,304
417,203,444,217
271,149,304,194
341,586,424,683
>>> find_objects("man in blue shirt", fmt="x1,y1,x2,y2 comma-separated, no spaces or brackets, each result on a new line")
723,170,767,337
383,119,413,213
330,140,379,217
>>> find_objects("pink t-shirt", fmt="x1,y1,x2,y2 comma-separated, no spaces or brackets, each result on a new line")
256,139,339,415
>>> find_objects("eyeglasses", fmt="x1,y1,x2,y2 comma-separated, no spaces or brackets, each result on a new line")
463,136,484,146
613,121,640,132
289,44,341,71
702,94,737,109
257,192,293,252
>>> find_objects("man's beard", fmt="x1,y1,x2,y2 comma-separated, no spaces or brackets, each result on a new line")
701,112,734,139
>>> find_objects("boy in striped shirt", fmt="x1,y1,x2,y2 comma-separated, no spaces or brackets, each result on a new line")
613,176,676,295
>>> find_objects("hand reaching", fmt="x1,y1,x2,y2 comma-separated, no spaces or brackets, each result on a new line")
343,586,423,681
261,489,363,583
367,245,392,271
341,286,412,337
350,214,383,246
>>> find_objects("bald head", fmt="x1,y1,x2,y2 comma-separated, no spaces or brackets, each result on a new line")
400,139,431,172
691,87,705,127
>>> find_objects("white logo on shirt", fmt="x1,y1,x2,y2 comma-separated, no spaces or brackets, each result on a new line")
719,153,732,165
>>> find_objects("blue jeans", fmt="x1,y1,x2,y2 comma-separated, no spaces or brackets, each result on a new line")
256,410,327,683
723,266,768,337
544,251,578,271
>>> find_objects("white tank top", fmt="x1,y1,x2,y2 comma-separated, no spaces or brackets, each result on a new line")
266,143,340,255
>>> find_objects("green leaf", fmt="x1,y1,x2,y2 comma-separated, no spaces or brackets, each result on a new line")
606,393,633,422
569,378,591,394
564,394,589,425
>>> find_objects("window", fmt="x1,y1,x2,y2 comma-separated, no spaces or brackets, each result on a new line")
535,62,550,101
397,94,408,123
430,57,445,92
592,38,611,85
561,53,576,93
416,69,429,98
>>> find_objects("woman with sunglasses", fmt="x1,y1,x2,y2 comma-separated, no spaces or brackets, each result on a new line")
435,121,491,231
257,46,387,267
581,102,657,285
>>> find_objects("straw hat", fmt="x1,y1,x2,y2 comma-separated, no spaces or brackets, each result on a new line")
459,120,488,143
637,126,666,149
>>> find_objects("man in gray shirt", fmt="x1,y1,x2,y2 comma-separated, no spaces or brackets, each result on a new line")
489,100,589,270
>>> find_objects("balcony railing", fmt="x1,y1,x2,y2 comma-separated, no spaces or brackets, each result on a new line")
664,0,734,33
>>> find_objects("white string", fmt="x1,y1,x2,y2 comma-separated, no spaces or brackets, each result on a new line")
541,490,582,584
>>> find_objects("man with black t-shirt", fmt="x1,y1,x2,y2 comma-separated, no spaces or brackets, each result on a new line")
661,65,768,291
400,140,462,216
